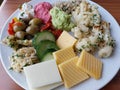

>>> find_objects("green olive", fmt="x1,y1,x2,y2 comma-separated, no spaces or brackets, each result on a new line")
29,18,42,26
13,25,22,32
26,25,39,35
24,34,34,40
13,22,26,32
15,31,26,39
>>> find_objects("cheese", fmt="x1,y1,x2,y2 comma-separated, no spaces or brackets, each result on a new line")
56,31,77,49
29,82,63,90
77,50,103,79
53,46,76,65
24,60,62,89
59,56,89,88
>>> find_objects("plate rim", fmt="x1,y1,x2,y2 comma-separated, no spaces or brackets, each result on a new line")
0,0,120,90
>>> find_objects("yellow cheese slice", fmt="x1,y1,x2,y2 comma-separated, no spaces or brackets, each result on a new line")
53,46,76,65
56,31,77,49
59,56,89,88
77,50,103,80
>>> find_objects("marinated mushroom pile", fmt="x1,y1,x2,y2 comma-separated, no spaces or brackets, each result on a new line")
14,18,42,40
3,17,42,50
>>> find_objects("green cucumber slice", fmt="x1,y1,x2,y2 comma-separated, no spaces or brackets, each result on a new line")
41,52,54,62
36,40,59,60
32,31,55,47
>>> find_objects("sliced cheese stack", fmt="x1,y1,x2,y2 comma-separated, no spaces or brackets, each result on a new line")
24,60,63,90
56,31,77,49
77,50,103,79
59,56,89,88
30,82,63,90
53,46,76,65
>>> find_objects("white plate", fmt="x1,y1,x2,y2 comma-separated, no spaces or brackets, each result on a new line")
0,0,120,90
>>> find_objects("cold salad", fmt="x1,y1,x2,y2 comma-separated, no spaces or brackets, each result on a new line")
2,0,115,73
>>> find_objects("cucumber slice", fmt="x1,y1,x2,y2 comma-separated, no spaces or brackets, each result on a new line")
36,40,59,59
32,31,55,47
41,52,54,62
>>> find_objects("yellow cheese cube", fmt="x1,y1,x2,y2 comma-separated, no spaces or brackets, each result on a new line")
77,50,103,80
56,31,77,49
53,46,76,65
59,56,89,88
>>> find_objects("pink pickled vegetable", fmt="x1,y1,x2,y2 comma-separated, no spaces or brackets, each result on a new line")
34,2,52,23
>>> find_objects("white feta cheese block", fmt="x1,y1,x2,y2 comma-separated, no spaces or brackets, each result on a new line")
29,82,63,90
24,60,62,89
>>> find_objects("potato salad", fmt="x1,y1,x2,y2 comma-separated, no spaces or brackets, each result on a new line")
71,0,115,58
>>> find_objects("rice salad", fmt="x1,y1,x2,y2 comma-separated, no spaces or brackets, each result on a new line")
9,47,39,72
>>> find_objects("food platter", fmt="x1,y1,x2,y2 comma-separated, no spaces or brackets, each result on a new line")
0,0,120,90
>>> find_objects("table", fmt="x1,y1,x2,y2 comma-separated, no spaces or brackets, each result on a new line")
0,0,120,90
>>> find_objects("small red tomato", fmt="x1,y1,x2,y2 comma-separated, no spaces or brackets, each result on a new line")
51,30,63,39
14,22,23,26
8,27,15,35
40,22,52,31
11,19,15,24
8,19,15,35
